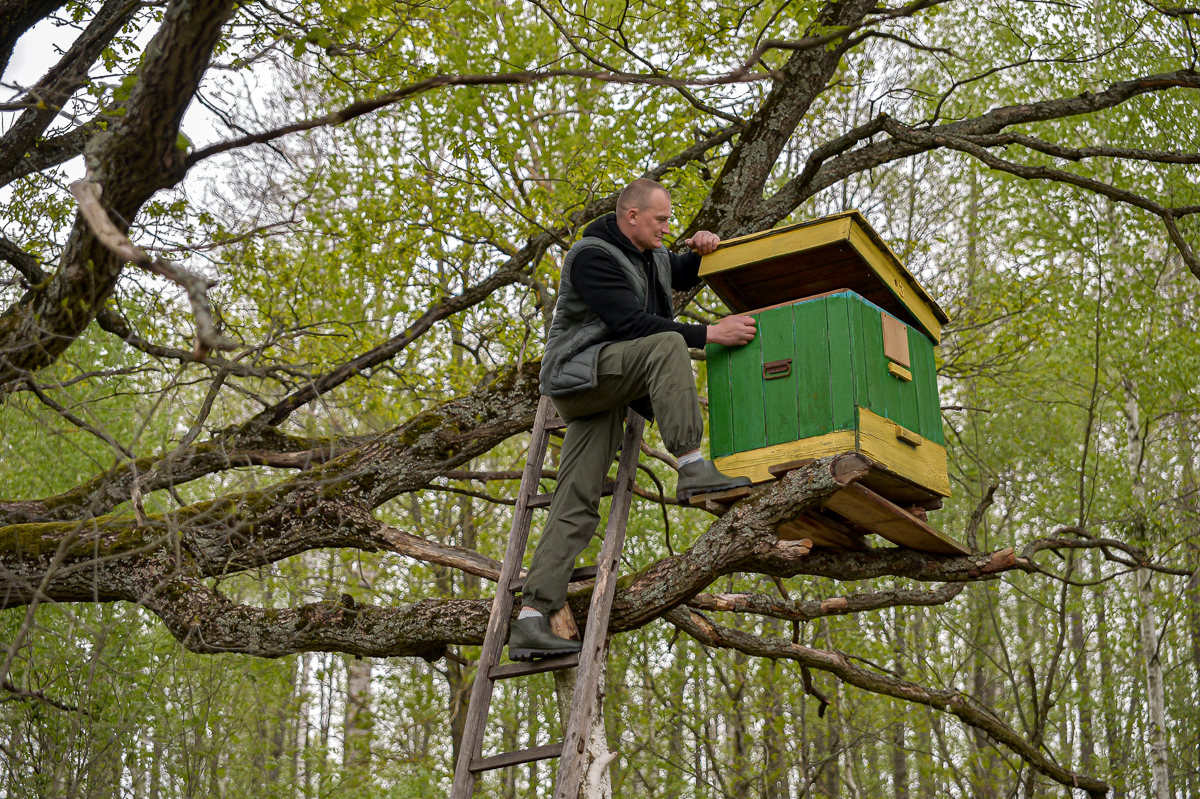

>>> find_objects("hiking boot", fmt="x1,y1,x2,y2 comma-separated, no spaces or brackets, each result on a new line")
508,615,583,661
676,459,752,503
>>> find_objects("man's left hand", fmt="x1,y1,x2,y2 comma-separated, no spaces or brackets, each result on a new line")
684,231,721,255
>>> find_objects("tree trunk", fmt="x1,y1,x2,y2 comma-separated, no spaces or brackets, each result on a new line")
912,607,935,799
344,556,376,770
817,621,841,798
1136,568,1171,799
551,607,614,799
763,659,790,799
149,734,162,799
970,584,1000,799
344,655,373,769
892,605,910,799
1071,577,1094,773
1122,380,1170,799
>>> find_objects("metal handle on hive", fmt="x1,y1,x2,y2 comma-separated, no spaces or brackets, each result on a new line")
763,359,792,380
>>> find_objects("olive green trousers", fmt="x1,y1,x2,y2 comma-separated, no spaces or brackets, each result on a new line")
522,331,703,615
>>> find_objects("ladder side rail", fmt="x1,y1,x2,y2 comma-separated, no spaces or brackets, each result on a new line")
552,410,646,799
450,395,557,799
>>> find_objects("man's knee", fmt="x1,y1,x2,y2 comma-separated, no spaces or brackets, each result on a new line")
643,331,689,362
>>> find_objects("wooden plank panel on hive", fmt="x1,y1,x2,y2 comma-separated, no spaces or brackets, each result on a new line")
793,295,833,439
760,304,799,446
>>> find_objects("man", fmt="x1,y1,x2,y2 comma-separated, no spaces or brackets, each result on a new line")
509,178,757,661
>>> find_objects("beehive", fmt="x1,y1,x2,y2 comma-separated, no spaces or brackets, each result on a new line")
701,210,951,499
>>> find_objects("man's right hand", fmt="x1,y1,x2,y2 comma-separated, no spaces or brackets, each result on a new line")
707,315,757,346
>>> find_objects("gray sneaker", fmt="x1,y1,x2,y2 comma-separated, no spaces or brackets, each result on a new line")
508,615,583,661
676,459,752,503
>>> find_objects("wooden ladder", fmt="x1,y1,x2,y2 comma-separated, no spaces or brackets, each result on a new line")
450,395,645,799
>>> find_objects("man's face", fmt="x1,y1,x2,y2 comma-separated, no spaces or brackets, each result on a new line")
626,190,672,251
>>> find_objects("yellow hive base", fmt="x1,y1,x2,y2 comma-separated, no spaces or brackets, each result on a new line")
713,407,950,497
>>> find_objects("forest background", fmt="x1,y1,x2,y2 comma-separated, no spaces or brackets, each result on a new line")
0,0,1198,796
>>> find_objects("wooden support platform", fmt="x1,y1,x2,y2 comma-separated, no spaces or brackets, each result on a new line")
768,454,969,554
777,512,871,551
822,482,970,555
685,485,753,513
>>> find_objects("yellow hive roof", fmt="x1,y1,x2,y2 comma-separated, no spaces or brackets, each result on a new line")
699,210,949,342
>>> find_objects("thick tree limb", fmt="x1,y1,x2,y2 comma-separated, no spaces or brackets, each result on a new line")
0,237,45,286
0,430,365,526
665,607,1110,798
0,0,140,181
691,0,879,236
0,0,238,387
0,125,92,188
0,0,68,77
142,575,489,660
0,361,542,601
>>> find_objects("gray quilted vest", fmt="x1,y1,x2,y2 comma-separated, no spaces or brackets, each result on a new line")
540,237,673,397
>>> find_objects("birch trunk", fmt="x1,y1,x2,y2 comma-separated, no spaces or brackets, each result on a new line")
1122,380,1170,799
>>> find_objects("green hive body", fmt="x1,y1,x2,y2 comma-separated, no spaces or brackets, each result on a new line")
699,212,951,498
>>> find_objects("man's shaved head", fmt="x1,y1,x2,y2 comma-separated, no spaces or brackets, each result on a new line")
616,178,670,216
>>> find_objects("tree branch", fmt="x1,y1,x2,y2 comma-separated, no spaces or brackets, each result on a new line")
665,606,1110,798
0,236,45,286
0,0,141,181
0,0,238,388
70,180,238,359
0,125,92,188
757,70,1200,231
687,582,965,622
186,69,770,169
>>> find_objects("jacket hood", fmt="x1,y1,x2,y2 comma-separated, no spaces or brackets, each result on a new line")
582,213,649,259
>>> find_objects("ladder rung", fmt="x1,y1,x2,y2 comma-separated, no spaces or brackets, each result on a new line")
544,417,566,430
490,652,579,680
510,564,599,592
528,481,615,509
470,742,564,773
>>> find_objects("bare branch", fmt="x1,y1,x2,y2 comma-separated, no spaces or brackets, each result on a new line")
1,680,88,716
22,378,134,458
70,180,239,359
186,69,771,169
665,606,1110,798
878,119,1200,279
0,237,45,286
93,305,301,378
728,0,954,79
758,70,1200,231
687,582,965,622
0,125,92,188
0,0,141,181
1019,526,1193,578
969,131,1200,164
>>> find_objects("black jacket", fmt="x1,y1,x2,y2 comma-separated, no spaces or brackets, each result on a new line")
571,214,708,349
